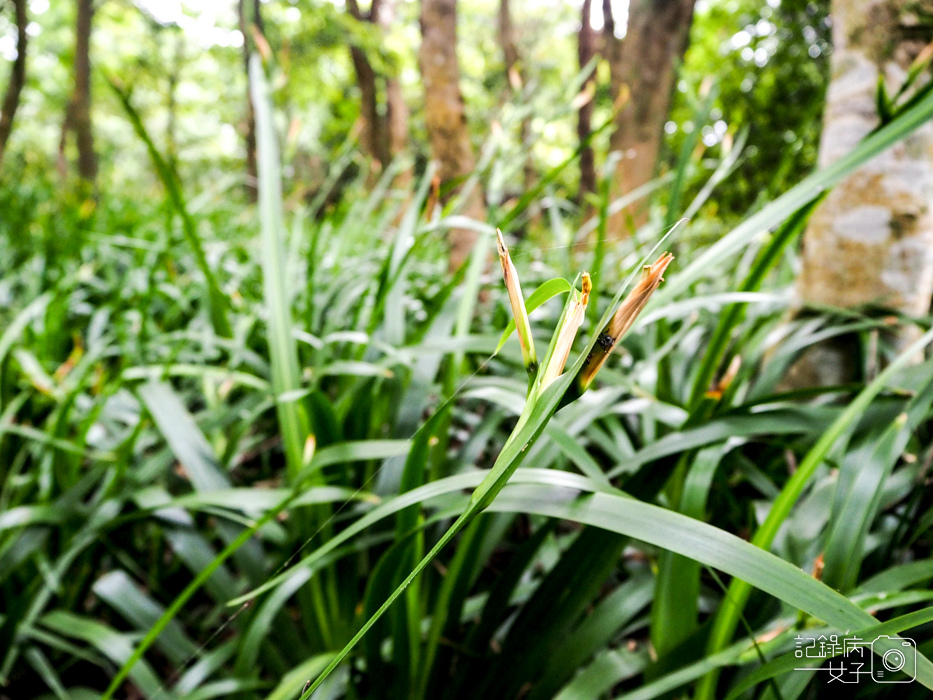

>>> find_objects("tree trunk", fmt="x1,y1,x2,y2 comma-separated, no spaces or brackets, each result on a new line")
605,0,695,234
63,0,97,184
385,74,409,160
376,0,409,161
786,0,933,388
498,0,520,83
577,0,597,200
498,0,534,192
0,0,28,169
347,0,408,171
419,0,486,269
239,0,264,201
347,0,388,168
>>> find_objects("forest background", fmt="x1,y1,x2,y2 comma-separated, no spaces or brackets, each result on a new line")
2,0,933,698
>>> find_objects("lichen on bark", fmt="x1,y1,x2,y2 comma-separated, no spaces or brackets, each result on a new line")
789,0,933,387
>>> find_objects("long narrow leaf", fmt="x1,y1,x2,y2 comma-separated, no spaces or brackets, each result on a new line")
250,55,313,481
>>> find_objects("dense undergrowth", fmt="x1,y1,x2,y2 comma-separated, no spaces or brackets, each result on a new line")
3,63,933,700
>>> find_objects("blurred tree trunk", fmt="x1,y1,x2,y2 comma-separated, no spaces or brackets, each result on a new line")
577,0,597,200
0,0,28,169
238,0,263,201
347,0,387,167
498,0,520,82
605,0,695,234
498,0,534,192
377,1,409,163
786,0,933,388
60,0,97,184
347,0,409,171
419,0,486,269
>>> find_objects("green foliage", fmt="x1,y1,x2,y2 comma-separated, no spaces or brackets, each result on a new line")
3,2,933,700
670,0,832,219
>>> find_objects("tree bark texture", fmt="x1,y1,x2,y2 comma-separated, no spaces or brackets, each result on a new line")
789,0,933,387
419,0,486,269
605,0,695,234
0,0,28,169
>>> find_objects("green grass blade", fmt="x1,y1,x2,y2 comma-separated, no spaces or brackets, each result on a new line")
92,570,198,665
822,370,933,591
655,84,933,306
291,240,681,694
664,84,716,230
686,199,817,410
481,486,933,690
235,461,933,697
100,491,297,700
137,382,230,492
249,55,313,482
695,325,933,700
43,611,168,699
529,573,654,700
650,444,729,657
723,606,933,699
108,79,231,338
495,278,572,355
298,439,412,481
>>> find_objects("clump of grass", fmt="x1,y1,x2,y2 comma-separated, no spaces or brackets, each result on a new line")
5,48,933,700
298,230,674,696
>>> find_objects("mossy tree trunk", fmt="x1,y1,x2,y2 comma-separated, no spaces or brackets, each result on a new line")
788,0,933,387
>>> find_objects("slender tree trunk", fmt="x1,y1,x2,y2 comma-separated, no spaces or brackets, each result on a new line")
419,0,486,269
62,0,97,184
498,0,534,192
786,0,933,388
347,0,387,168
347,0,407,171
0,0,28,169
577,0,597,199
376,0,409,161
239,0,263,201
605,0,695,234
498,0,520,84
385,74,409,160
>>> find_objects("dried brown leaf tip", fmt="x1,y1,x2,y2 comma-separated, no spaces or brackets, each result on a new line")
497,229,537,372
539,273,590,390
706,355,741,400
577,253,673,391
